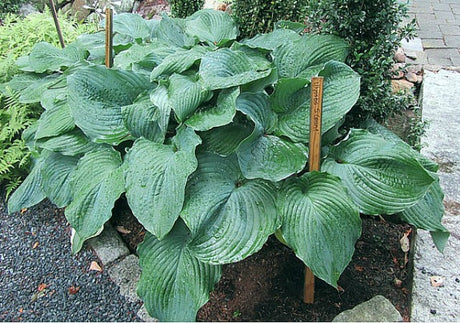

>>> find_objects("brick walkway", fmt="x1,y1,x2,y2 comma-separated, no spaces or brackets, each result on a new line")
407,0,460,66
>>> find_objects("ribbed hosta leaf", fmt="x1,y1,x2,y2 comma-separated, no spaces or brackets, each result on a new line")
199,48,272,90
199,121,252,156
242,29,301,50
168,73,212,122
110,13,151,43
35,101,75,139
275,61,360,143
114,42,174,72
154,14,196,48
400,180,449,252
273,34,348,78
40,152,79,207
186,87,239,131
236,92,276,131
75,32,106,62
270,78,309,113
322,129,436,215
150,85,171,136
68,65,150,144
137,222,221,322
28,42,88,73
19,74,61,104
278,171,361,287
36,129,98,156
237,127,308,181
125,127,201,239
66,149,125,253
8,156,46,214
181,153,280,264
121,96,164,143
185,9,239,45
151,46,209,80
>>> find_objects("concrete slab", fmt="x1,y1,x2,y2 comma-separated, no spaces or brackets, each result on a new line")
107,254,142,303
411,69,460,322
88,223,130,265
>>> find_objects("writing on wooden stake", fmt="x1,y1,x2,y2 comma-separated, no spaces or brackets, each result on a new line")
304,76,324,304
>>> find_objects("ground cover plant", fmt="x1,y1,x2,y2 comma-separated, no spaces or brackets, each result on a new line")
0,11,97,196
4,10,449,321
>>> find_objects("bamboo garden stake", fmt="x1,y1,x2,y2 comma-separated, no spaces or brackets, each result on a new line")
48,0,65,48
105,8,114,68
304,76,324,304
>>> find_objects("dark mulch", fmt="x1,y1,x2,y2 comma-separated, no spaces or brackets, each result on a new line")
111,199,414,322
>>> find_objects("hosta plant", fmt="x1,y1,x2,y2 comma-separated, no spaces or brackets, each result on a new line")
5,10,449,321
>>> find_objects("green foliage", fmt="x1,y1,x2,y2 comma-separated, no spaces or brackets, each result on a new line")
305,0,417,124
5,10,448,321
0,11,97,192
169,0,204,18
232,0,309,38
0,0,28,19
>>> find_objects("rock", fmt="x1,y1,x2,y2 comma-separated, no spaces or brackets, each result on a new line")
392,79,414,94
19,3,39,16
394,47,406,63
107,254,141,303
70,0,91,21
406,64,422,74
332,295,403,322
405,72,418,83
60,3,72,14
416,75,423,84
390,63,405,79
112,0,135,13
88,224,130,265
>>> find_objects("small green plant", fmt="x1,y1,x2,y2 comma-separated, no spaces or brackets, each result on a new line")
0,11,98,192
169,0,204,18
305,0,417,125
232,0,309,38
6,10,448,322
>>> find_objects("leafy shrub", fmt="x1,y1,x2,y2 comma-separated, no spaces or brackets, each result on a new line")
0,0,28,19
5,10,448,321
169,0,204,18
0,11,97,195
305,0,417,124
232,0,309,38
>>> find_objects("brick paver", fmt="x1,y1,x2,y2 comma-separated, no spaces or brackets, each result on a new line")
408,0,460,66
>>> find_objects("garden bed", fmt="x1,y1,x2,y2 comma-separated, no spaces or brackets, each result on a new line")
111,199,414,322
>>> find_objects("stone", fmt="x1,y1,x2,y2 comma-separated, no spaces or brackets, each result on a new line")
391,79,414,94
406,64,422,74
112,0,135,13
416,75,423,84
332,295,403,322
107,254,141,303
70,0,91,21
405,72,418,83
88,223,130,265
390,63,406,79
394,47,406,63
19,3,39,16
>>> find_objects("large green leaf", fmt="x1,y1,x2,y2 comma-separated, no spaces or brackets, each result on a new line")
154,14,196,48
75,32,106,63
124,127,201,239
181,153,280,264
114,41,174,72
168,73,212,122
199,121,252,156
121,96,165,143
278,171,361,287
273,34,349,78
185,9,239,46
40,152,79,207
275,61,360,143
185,87,239,131
18,74,61,104
150,46,209,80
35,100,75,139
66,149,125,253
150,85,172,136
236,91,276,130
110,13,151,43
322,129,436,215
242,29,301,51
35,129,98,156
68,65,150,144
399,180,449,252
8,156,46,214
237,127,308,181
199,48,272,90
28,42,88,73
137,222,221,322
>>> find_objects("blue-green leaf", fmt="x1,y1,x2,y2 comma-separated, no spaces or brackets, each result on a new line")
185,9,239,45
278,171,361,287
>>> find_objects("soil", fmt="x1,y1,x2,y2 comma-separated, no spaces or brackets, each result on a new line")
111,199,414,322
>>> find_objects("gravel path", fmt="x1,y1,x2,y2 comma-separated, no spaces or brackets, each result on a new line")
0,191,142,321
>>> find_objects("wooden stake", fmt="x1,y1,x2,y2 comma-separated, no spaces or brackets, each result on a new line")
105,8,113,68
48,0,65,48
304,76,324,304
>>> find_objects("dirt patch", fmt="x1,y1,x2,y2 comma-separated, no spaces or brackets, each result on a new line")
111,200,413,321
